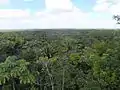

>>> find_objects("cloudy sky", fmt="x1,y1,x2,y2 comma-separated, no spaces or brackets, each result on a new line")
0,0,120,29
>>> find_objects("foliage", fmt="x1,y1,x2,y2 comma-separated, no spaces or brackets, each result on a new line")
0,30,120,90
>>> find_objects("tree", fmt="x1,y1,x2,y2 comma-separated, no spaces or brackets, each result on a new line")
113,15,120,24
0,56,36,90
84,40,120,89
36,57,55,90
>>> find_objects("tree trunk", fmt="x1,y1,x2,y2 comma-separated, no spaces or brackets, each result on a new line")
45,63,54,90
0,85,3,90
62,68,65,90
12,80,15,90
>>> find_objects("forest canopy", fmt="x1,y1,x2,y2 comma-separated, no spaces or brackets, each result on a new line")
0,30,120,90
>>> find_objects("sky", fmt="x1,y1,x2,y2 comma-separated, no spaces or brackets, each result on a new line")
0,0,120,29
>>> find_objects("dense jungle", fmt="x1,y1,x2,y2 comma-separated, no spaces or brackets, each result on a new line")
0,30,120,90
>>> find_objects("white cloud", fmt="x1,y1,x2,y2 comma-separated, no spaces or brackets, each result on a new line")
45,0,73,10
0,0,9,5
0,0,119,29
93,2,110,12
0,10,117,29
0,9,30,18
45,0,80,12
32,12,117,29
93,0,120,15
